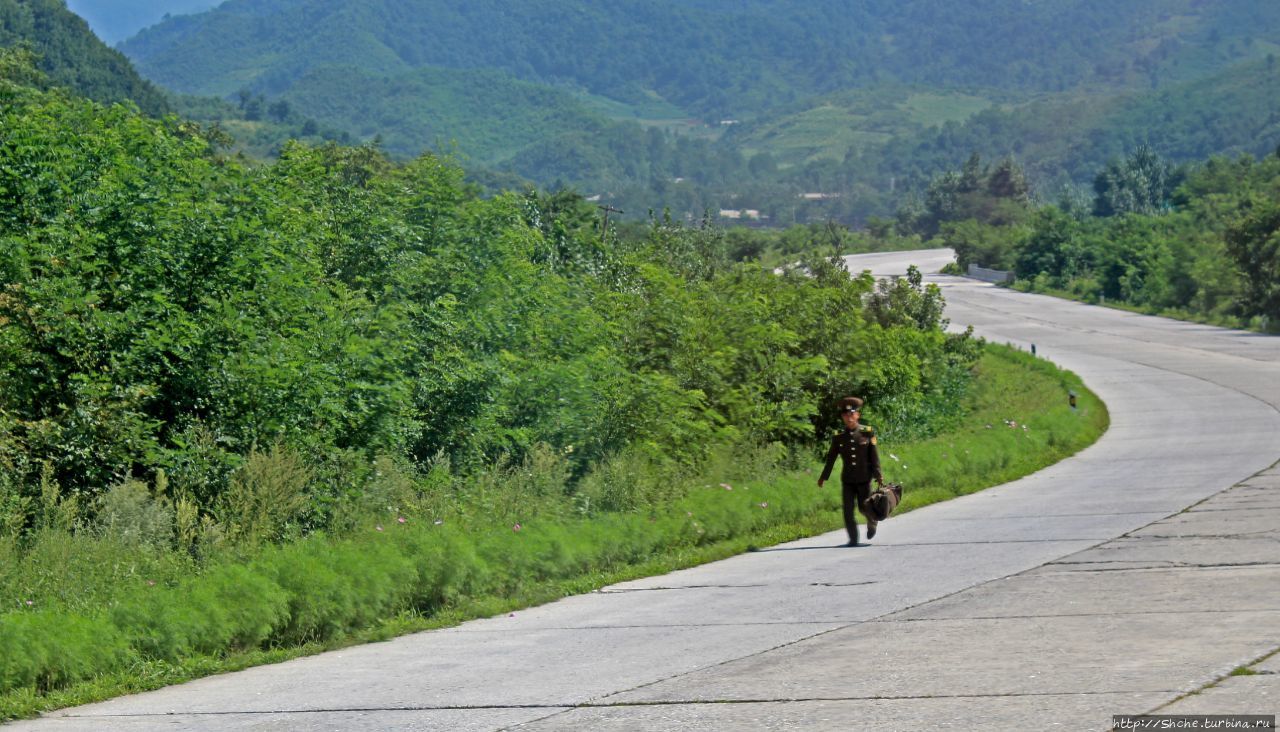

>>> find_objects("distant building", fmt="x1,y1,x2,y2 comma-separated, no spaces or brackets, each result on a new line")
719,119,739,126
799,192,841,200
718,209,762,220
585,194,602,202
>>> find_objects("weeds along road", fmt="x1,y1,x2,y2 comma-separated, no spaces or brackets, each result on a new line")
14,249,1280,731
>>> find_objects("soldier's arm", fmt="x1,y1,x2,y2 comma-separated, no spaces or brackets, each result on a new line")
818,435,838,486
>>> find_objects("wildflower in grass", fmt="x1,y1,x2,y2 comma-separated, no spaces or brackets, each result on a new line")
759,502,768,508
24,600,33,607
720,483,732,490
889,453,899,462
397,517,407,524
376,525,384,531
513,523,522,532
146,580,156,586
433,519,444,525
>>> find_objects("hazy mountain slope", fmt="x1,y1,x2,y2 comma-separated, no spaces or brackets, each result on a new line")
817,55,1280,200
122,0,1280,117
0,0,168,115
97,0,1280,224
279,65,612,162
64,0,221,45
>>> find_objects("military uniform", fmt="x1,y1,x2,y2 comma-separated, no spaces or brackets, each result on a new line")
820,420,883,545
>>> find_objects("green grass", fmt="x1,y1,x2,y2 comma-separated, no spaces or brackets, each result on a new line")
0,343,1105,721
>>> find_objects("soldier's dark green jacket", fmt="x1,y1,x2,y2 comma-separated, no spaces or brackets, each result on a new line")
820,424,882,484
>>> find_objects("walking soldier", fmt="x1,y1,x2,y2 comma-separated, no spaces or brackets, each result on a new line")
817,396,884,546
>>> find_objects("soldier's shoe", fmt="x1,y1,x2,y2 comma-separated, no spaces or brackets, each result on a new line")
866,523,877,539
844,539,860,547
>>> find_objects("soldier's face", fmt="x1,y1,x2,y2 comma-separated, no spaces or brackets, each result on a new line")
841,410,859,429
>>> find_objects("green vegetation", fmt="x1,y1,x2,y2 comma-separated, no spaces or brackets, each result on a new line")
121,0,1278,116
919,148,1280,331
0,343,1105,721
731,87,997,167
0,52,1112,717
278,65,613,162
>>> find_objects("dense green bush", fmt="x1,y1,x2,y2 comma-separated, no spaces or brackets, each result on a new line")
0,611,126,692
922,148,1280,331
0,62,978,521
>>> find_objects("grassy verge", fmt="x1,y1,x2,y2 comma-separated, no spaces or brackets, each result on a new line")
0,343,1105,721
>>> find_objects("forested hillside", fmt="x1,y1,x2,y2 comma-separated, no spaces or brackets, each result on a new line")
0,0,168,115
122,0,1280,114
763,55,1280,222
105,0,1280,224
279,65,612,164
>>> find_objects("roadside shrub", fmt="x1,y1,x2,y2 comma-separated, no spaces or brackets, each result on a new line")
10,529,190,614
255,533,416,645
397,524,483,610
218,445,311,548
0,611,126,692
572,447,687,514
94,479,174,550
110,564,289,661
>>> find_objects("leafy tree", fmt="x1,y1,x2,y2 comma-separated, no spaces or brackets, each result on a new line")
1092,145,1178,217
908,154,1033,238
1224,196,1280,326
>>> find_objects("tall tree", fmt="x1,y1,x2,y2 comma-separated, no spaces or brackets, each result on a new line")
1092,145,1177,217
1224,196,1280,325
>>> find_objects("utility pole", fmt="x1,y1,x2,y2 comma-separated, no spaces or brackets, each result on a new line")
597,205,623,243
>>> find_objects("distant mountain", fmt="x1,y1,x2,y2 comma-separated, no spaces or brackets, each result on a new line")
120,0,1280,116
758,54,1280,220
109,0,1280,223
64,1,221,45
0,0,169,115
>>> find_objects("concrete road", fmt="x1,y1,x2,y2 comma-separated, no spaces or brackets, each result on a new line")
12,249,1280,730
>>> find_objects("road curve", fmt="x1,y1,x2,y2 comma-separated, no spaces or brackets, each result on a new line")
12,249,1280,731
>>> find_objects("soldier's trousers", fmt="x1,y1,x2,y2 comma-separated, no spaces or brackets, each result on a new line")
841,480,875,542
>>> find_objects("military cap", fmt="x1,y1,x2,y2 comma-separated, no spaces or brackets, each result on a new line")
837,396,864,413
